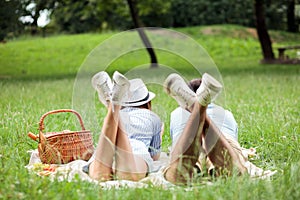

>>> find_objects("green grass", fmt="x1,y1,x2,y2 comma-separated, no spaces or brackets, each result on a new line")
0,25,300,199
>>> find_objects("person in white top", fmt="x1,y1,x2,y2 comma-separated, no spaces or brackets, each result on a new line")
162,73,246,184
171,104,238,145
171,78,238,144
170,78,239,174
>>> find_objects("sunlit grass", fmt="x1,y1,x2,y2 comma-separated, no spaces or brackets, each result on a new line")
0,25,300,199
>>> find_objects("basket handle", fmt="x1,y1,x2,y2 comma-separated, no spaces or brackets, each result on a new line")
39,109,86,133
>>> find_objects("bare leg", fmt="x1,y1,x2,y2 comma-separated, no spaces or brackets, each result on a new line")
89,104,148,181
165,103,206,184
203,116,247,176
89,70,132,181
165,104,246,185
115,125,148,181
88,103,120,181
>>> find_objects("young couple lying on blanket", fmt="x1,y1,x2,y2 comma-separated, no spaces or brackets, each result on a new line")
83,71,276,186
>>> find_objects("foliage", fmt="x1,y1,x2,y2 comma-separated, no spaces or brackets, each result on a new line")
51,0,172,31
52,0,103,33
0,0,24,41
95,0,131,30
0,25,300,199
2,0,300,38
138,0,172,27
170,0,254,27
51,0,299,33
20,0,56,34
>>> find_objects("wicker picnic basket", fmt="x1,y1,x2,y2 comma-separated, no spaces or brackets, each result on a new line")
28,109,94,164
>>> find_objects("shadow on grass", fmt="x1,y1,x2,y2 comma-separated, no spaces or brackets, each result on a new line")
219,63,300,76
1,63,299,83
0,73,79,83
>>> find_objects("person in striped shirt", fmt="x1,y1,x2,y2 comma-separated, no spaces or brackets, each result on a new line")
85,71,163,181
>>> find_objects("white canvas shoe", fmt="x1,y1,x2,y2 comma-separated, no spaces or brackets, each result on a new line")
111,71,130,105
164,73,197,109
196,73,222,106
91,71,112,107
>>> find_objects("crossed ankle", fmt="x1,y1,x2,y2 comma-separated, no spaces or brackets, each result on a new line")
197,87,211,106
196,73,223,106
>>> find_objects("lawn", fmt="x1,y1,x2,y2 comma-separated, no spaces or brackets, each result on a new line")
0,25,300,199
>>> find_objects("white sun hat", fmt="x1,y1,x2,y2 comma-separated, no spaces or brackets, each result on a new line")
121,78,156,107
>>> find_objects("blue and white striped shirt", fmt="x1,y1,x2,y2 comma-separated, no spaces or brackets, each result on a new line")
120,107,162,157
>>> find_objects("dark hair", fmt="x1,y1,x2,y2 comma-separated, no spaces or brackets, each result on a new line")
138,101,151,109
187,78,202,93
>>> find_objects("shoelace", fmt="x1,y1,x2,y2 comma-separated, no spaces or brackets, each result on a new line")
173,87,196,108
198,87,211,106
96,80,114,111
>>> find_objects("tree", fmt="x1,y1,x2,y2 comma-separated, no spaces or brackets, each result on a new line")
127,0,158,68
0,0,24,41
20,0,56,35
287,0,297,32
254,0,275,62
29,0,54,35
52,0,103,33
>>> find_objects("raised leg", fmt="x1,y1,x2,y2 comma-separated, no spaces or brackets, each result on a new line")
202,116,247,176
164,73,246,185
88,104,120,181
166,102,207,184
115,124,148,181
89,71,131,181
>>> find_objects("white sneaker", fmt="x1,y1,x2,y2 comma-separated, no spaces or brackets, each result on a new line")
164,73,197,109
196,73,222,106
91,71,112,107
112,71,130,104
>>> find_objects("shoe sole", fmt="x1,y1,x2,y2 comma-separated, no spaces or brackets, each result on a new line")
164,73,183,95
202,73,222,91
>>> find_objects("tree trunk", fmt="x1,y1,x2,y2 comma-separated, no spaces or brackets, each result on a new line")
127,0,158,68
287,0,297,32
254,0,275,61
31,16,38,35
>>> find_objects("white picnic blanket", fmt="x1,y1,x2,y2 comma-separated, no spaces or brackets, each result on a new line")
26,150,172,189
26,145,277,189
